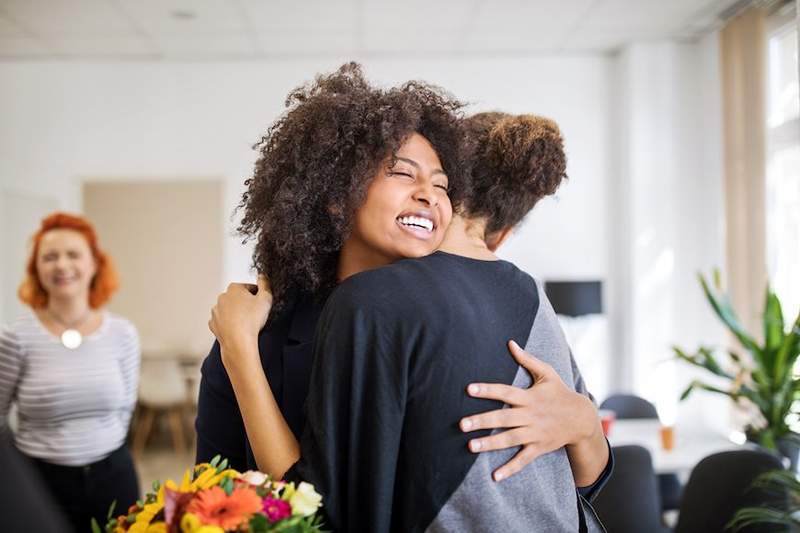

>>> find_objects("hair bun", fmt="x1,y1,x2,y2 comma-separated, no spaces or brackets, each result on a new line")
484,114,567,198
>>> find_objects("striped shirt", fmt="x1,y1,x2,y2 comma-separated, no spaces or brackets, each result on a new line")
0,311,140,466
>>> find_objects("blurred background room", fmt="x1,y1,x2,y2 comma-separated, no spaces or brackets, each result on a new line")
0,0,798,530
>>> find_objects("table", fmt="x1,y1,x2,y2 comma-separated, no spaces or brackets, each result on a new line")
607,419,747,477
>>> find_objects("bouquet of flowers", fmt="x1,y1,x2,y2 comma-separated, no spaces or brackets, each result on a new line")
93,456,325,533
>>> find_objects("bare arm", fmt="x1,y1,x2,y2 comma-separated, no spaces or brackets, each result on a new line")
208,275,299,479
220,339,299,479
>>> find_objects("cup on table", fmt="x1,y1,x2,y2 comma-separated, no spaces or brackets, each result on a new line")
660,425,675,451
598,409,616,437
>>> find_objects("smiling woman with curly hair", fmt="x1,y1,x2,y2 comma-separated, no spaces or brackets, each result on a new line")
197,62,470,471
237,62,469,319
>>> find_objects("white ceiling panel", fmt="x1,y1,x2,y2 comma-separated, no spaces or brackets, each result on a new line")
0,0,748,60
241,0,358,31
578,0,721,32
46,35,152,57
0,36,51,56
362,28,467,53
121,0,247,34
2,0,135,36
560,28,631,52
462,28,561,52
154,32,256,58
255,30,357,55
469,0,594,32
0,14,27,37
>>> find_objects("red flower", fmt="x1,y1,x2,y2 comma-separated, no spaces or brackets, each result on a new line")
186,486,262,530
262,497,292,523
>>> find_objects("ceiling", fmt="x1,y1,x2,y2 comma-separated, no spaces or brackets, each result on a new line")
0,0,748,60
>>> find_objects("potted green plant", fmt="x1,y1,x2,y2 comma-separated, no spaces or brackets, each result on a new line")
728,469,800,531
674,269,800,459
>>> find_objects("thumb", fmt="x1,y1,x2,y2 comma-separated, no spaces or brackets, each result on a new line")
508,340,553,380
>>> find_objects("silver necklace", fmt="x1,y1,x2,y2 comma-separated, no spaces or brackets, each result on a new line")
48,308,92,349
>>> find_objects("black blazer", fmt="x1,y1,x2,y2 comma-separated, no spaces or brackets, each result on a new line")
195,293,324,471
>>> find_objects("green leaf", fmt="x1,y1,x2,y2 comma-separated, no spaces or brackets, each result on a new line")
698,272,762,363
249,513,269,533
216,458,229,473
774,311,800,387
209,454,221,468
90,518,102,533
728,507,800,530
679,381,696,401
106,500,117,521
764,286,785,353
221,476,234,495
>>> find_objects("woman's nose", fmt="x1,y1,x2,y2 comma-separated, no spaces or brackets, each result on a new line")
412,180,437,207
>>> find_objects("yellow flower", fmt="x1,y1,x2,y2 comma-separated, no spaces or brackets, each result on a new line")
145,523,167,533
128,485,166,533
180,512,224,533
181,513,201,533
289,482,323,517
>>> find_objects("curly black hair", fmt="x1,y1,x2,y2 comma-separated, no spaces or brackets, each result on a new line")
463,112,568,236
238,62,468,319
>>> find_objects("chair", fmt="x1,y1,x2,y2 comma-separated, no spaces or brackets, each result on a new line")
600,394,659,419
592,445,671,533
132,357,189,455
675,449,786,533
600,394,683,511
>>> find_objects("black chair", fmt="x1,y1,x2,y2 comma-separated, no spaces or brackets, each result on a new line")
593,445,671,533
600,394,659,419
600,394,683,511
675,449,786,533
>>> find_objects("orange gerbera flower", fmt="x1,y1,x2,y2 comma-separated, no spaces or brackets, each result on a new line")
186,486,262,530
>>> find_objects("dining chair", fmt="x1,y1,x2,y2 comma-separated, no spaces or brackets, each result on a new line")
592,445,671,533
600,394,659,419
132,357,189,455
675,449,786,533
600,394,683,511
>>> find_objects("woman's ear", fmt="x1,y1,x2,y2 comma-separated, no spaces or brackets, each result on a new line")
485,226,514,252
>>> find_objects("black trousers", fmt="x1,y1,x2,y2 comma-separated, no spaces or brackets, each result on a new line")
26,445,140,533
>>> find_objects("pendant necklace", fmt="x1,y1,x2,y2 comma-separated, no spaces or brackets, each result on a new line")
48,308,92,349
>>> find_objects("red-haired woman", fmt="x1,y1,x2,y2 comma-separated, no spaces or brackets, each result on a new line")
0,212,140,533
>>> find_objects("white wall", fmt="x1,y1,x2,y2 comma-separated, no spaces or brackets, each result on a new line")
0,54,614,316
611,33,729,431
0,47,729,422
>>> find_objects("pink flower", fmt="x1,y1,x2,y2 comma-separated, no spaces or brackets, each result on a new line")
262,497,291,523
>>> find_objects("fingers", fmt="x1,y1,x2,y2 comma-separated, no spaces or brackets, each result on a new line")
460,407,531,432
468,426,529,453
467,382,528,406
493,445,541,482
508,340,554,380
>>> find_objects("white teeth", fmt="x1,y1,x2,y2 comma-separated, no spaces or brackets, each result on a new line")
397,215,434,232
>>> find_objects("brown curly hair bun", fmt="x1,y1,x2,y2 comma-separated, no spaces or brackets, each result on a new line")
238,62,468,319
464,112,567,235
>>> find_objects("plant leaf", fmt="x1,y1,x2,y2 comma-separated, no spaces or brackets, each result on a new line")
774,311,800,387
698,272,762,363
764,286,785,353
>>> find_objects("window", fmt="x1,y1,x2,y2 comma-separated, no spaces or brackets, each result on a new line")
766,11,799,321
